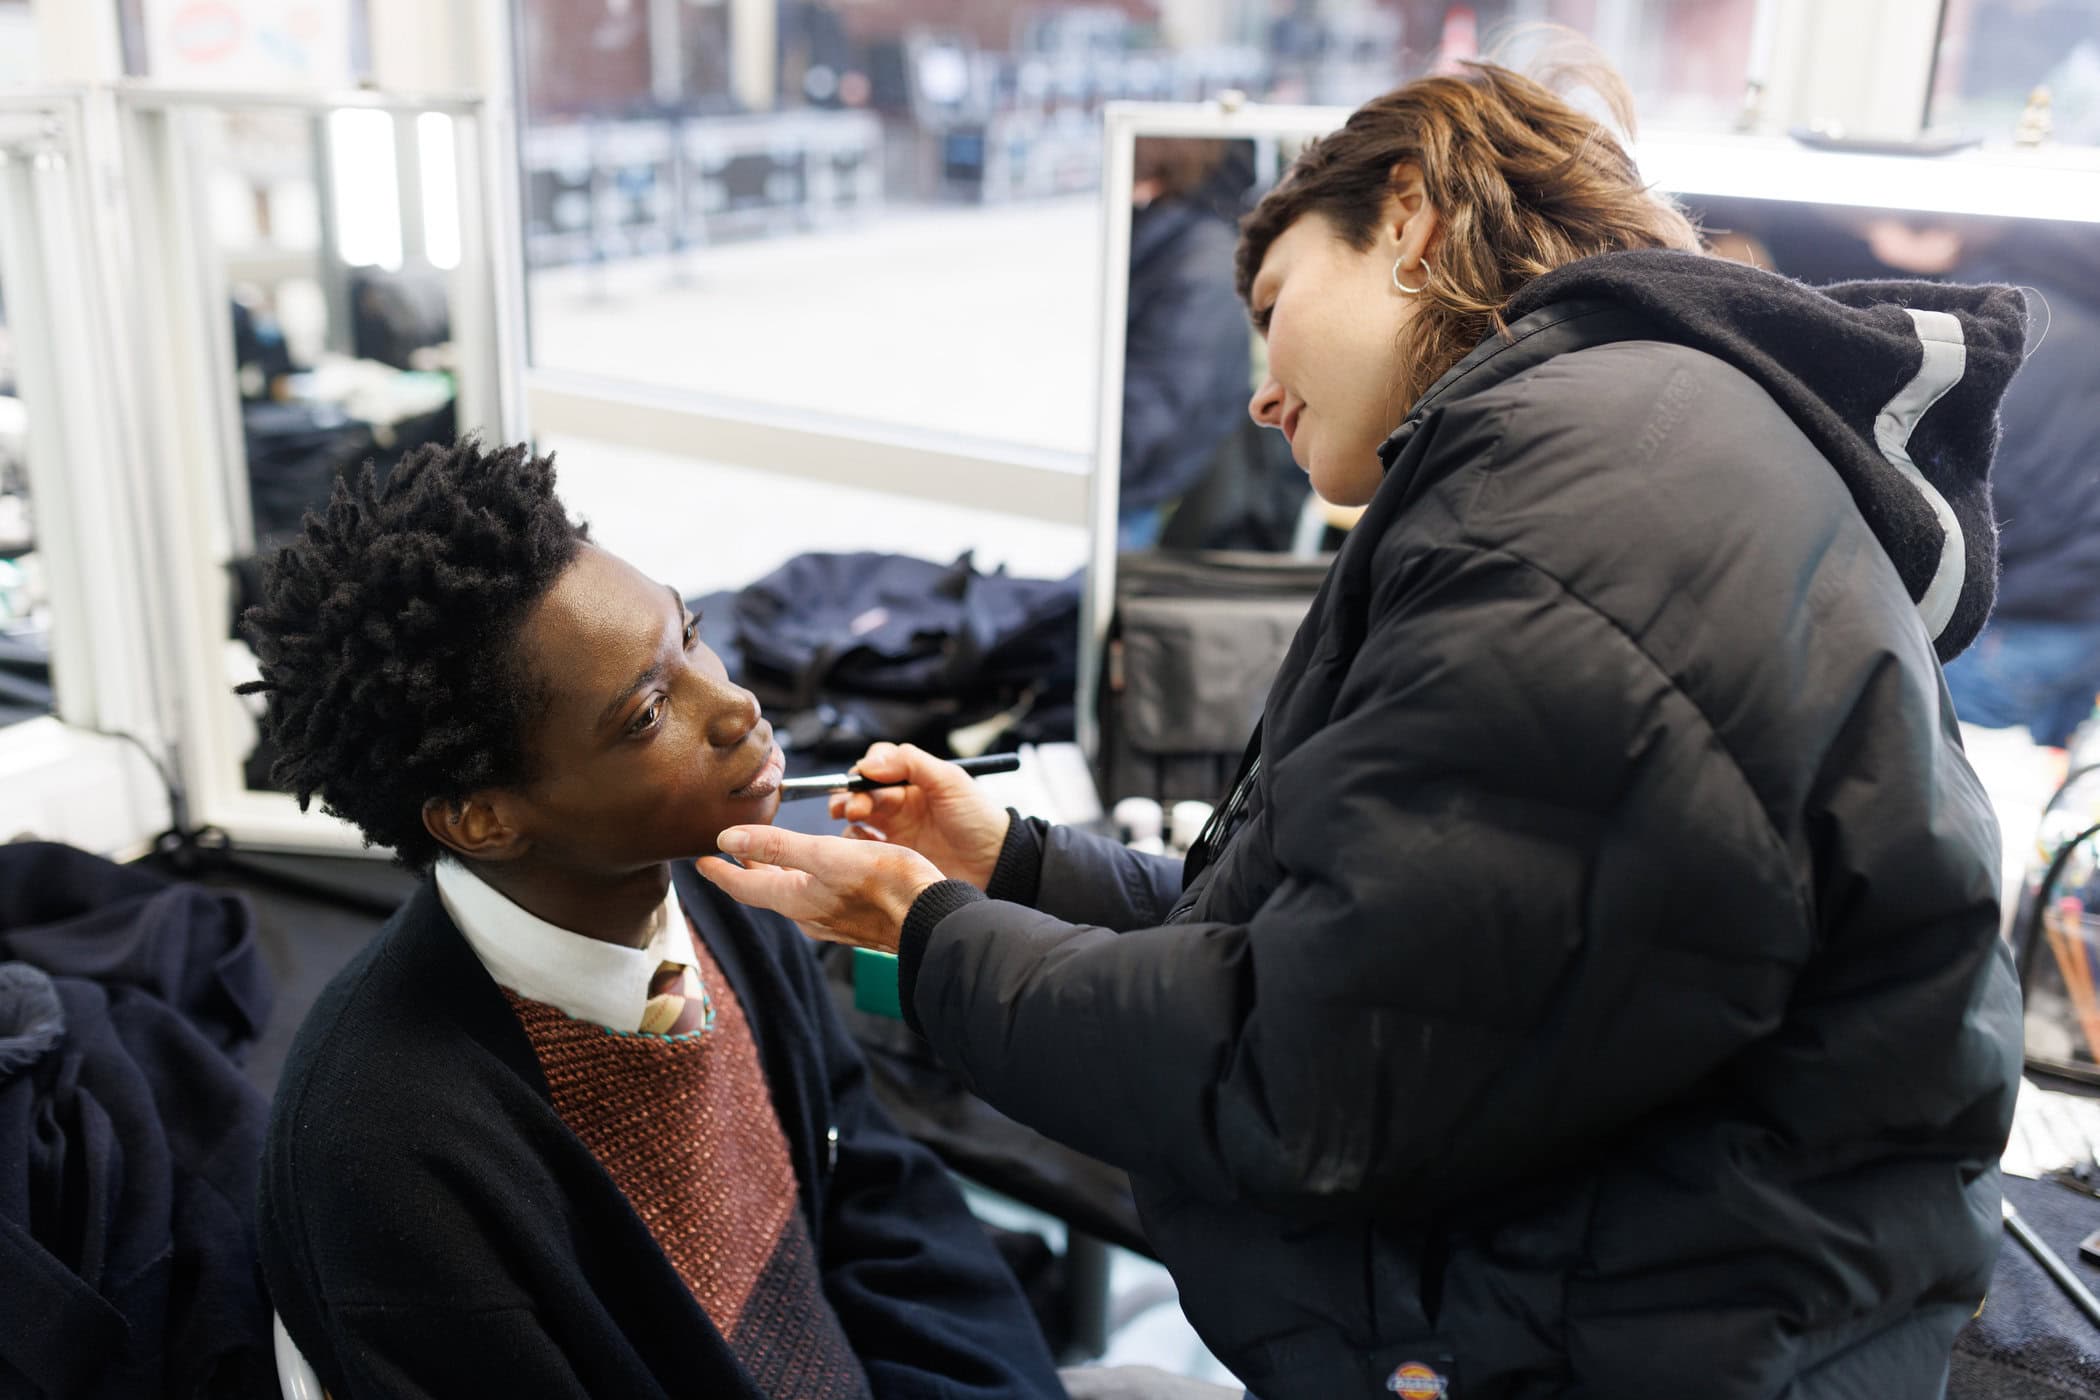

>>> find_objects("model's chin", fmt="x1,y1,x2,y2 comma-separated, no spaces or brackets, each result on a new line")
676,796,781,863
1309,460,1380,510
726,789,782,824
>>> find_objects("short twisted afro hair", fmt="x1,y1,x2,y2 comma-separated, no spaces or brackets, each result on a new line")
237,438,587,868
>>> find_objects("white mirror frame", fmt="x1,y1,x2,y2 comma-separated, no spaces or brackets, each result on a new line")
1081,100,1350,759
0,89,172,855
115,85,527,854
1079,99,2100,760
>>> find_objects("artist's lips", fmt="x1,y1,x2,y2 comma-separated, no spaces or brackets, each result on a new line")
728,742,784,799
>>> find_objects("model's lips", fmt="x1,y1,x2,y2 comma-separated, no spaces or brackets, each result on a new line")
728,735,783,800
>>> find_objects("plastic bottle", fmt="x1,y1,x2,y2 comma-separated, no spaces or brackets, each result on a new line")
1113,796,1164,853
1169,800,1215,858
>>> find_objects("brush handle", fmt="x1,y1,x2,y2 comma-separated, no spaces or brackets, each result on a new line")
777,752,1021,799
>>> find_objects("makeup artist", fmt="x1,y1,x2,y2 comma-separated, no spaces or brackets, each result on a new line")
700,51,2025,1400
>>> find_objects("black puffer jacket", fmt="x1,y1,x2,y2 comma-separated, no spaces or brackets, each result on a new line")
899,251,2027,1399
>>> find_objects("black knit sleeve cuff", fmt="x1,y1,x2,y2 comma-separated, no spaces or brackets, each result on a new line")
898,879,987,1037
985,810,1049,907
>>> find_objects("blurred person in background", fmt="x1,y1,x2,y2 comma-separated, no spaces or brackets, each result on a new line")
1933,224,2100,747
1118,138,1258,549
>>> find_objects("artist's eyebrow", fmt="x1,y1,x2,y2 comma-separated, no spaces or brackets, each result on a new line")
595,587,688,732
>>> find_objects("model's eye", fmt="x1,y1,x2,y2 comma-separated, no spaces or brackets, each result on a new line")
629,696,666,736
682,615,700,649
1253,303,1274,334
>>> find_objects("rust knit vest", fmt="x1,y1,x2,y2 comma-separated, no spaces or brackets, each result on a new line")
504,932,869,1398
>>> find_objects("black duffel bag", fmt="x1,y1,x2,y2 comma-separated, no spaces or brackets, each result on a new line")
729,550,1081,760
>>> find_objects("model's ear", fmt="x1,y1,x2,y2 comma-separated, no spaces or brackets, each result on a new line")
421,793,531,863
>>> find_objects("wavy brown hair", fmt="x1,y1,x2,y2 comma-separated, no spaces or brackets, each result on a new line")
1236,49,1701,412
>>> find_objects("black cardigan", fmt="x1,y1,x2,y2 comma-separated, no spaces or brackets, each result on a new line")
258,861,1063,1399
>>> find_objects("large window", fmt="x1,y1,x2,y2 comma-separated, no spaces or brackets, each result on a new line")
1931,0,2100,145
513,1,1767,457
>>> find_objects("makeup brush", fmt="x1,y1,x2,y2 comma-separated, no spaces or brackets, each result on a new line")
777,752,1021,801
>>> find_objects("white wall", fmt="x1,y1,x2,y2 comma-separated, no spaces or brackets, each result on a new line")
0,3,37,86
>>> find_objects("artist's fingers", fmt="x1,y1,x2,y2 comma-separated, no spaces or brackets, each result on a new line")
693,855,823,920
892,743,976,798
714,824,841,876
852,742,909,783
831,794,892,825
861,786,917,823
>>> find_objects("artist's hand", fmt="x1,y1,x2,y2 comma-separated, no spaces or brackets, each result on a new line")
696,826,945,955
828,742,1010,890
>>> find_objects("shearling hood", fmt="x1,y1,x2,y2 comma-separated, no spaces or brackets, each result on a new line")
1503,249,2028,661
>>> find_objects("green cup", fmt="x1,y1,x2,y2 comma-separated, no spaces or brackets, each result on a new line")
852,947,903,1020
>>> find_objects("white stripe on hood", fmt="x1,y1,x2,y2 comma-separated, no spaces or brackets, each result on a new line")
1875,309,1968,642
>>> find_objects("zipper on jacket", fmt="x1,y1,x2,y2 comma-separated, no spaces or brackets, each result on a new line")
1182,724,1264,889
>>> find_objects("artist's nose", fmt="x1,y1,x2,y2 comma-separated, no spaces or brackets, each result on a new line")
1250,375,1285,429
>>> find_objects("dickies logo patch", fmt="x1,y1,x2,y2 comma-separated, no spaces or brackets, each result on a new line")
1386,1361,1449,1398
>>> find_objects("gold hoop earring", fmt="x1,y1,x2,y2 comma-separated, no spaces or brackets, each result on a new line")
1392,257,1432,295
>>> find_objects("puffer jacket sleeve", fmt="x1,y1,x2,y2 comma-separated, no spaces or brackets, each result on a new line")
905,535,1819,1214
990,814,1187,931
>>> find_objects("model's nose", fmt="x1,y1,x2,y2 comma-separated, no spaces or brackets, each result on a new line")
704,682,762,749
